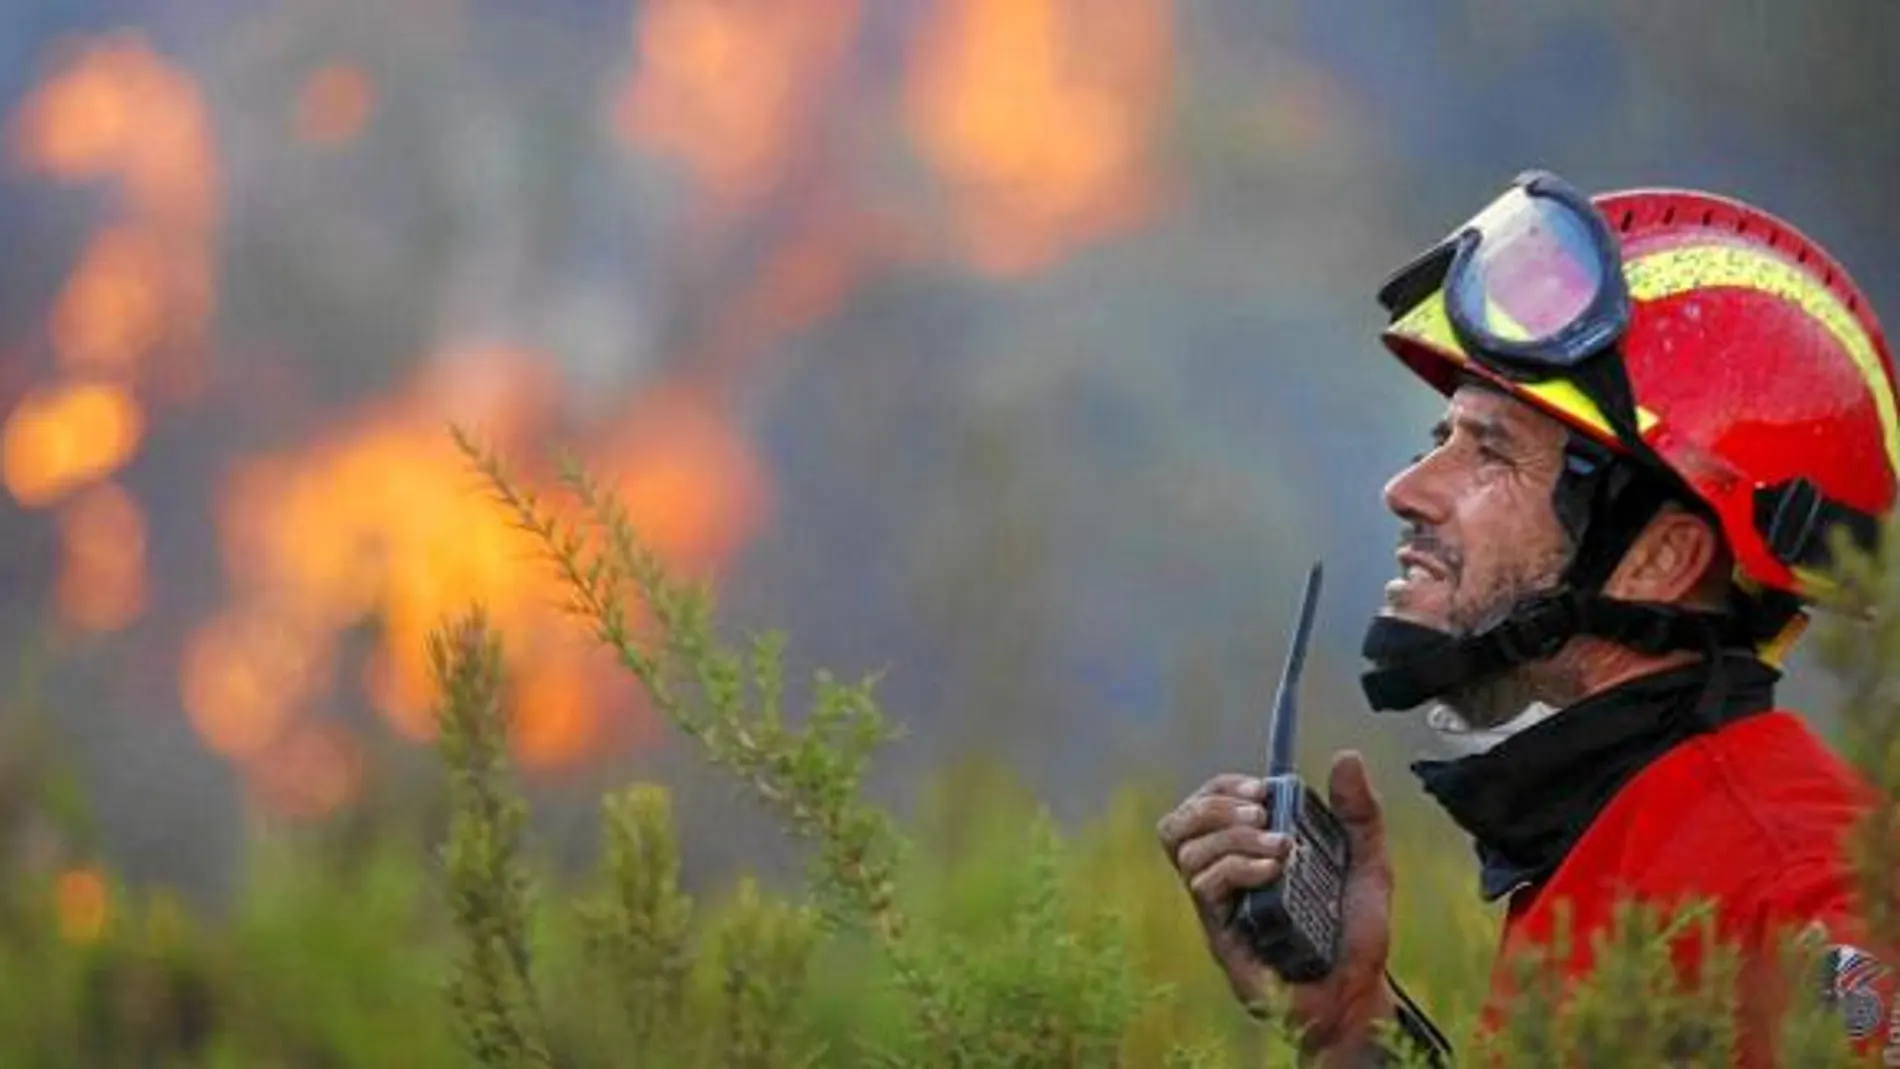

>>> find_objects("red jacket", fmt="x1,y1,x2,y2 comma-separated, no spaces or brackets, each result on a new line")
1481,709,1893,1064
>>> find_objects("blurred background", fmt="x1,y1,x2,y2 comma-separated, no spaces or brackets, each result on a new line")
2,0,1898,917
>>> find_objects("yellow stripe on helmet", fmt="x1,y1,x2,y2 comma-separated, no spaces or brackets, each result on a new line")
1387,292,1660,439
1623,244,1900,476
1754,608,1809,670
1388,287,1460,353
1388,243,1900,473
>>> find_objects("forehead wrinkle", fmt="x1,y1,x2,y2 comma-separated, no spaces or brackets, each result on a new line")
1439,401,1512,447
1449,384,1565,452
1460,412,1510,443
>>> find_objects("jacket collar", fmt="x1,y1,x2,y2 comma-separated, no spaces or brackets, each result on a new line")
1409,653,1779,901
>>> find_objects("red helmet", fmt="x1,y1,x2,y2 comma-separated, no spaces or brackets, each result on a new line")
1378,176,1898,637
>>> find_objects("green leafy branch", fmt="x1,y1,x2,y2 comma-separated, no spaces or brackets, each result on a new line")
449,427,953,1043
432,610,555,1069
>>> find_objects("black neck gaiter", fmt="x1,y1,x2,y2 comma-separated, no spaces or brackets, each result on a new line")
1409,654,1779,901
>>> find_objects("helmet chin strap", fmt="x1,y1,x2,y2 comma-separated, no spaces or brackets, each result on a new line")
1358,586,1742,711
1359,429,1744,713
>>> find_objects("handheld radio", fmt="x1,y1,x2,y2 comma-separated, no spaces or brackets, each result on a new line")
1230,561,1352,984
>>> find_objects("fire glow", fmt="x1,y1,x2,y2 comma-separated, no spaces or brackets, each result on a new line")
904,0,1171,274
4,1,1173,818
13,31,220,396
187,348,770,783
616,0,863,208
4,32,220,649
1,381,144,508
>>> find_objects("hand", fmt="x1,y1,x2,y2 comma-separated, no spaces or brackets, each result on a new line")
1156,750,1397,1062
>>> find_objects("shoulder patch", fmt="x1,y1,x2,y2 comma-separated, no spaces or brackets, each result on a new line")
1819,944,1890,1043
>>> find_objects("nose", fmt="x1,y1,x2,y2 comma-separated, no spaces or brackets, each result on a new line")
1382,450,1453,528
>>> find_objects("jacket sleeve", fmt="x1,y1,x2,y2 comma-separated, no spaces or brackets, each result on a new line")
1751,859,1898,1064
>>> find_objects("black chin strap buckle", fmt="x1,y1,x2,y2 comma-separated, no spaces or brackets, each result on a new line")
1608,603,1683,656
1491,589,1585,664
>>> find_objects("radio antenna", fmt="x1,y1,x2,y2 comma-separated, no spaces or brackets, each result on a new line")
1267,561,1324,777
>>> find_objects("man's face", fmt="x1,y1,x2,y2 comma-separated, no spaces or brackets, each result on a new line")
1381,380,1576,659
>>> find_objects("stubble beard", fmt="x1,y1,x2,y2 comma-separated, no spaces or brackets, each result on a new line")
1433,547,1586,730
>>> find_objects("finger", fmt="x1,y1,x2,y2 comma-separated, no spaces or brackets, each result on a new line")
1156,793,1267,852
1192,773,1268,801
1189,854,1283,907
1175,827,1292,877
1326,750,1387,857
1326,750,1381,824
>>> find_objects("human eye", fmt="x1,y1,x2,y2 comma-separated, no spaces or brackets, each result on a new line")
1474,435,1519,467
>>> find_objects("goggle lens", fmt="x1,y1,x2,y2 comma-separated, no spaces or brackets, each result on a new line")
1447,188,1607,352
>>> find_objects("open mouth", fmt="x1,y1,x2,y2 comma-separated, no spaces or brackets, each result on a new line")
1396,547,1450,584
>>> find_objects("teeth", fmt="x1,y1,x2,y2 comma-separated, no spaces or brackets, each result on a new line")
1406,564,1428,581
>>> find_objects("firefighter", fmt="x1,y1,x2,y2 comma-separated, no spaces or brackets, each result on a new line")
1155,170,1899,1066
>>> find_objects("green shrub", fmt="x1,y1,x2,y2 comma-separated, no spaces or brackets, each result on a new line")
0,435,1892,1067
426,429,1900,1067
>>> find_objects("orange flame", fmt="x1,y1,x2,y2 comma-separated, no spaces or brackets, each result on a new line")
296,62,375,147
49,224,171,375
199,349,564,750
6,31,804,818
14,41,137,180
191,348,764,781
587,384,771,574
54,867,110,944
182,606,327,760
243,719,365,821
6,31,218,657
2,381,144,508
12,33,220,399
513,656,628,771
615,0,861,207
57,481,147,632
905,0,1172,274
14,33,219,229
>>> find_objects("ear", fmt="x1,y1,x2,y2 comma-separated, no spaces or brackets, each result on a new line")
1601,506,1723,605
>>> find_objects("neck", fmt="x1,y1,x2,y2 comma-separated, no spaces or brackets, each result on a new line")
1563,636,1707,706
1412,652,1780,901
1446,638,1707,731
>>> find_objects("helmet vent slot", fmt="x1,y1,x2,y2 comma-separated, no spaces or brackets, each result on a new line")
1661,207,1676,225
1619,209,1635,231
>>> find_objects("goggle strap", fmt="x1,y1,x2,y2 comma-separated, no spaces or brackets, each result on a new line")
1564,354,1646,454
1378,241,1458,320
1752,479,1883,572
1559,451,1686,594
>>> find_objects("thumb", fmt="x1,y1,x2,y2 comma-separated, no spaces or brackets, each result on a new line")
1326,750,1386,854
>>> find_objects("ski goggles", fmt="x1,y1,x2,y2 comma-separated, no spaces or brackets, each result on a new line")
1377,169,1631,382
